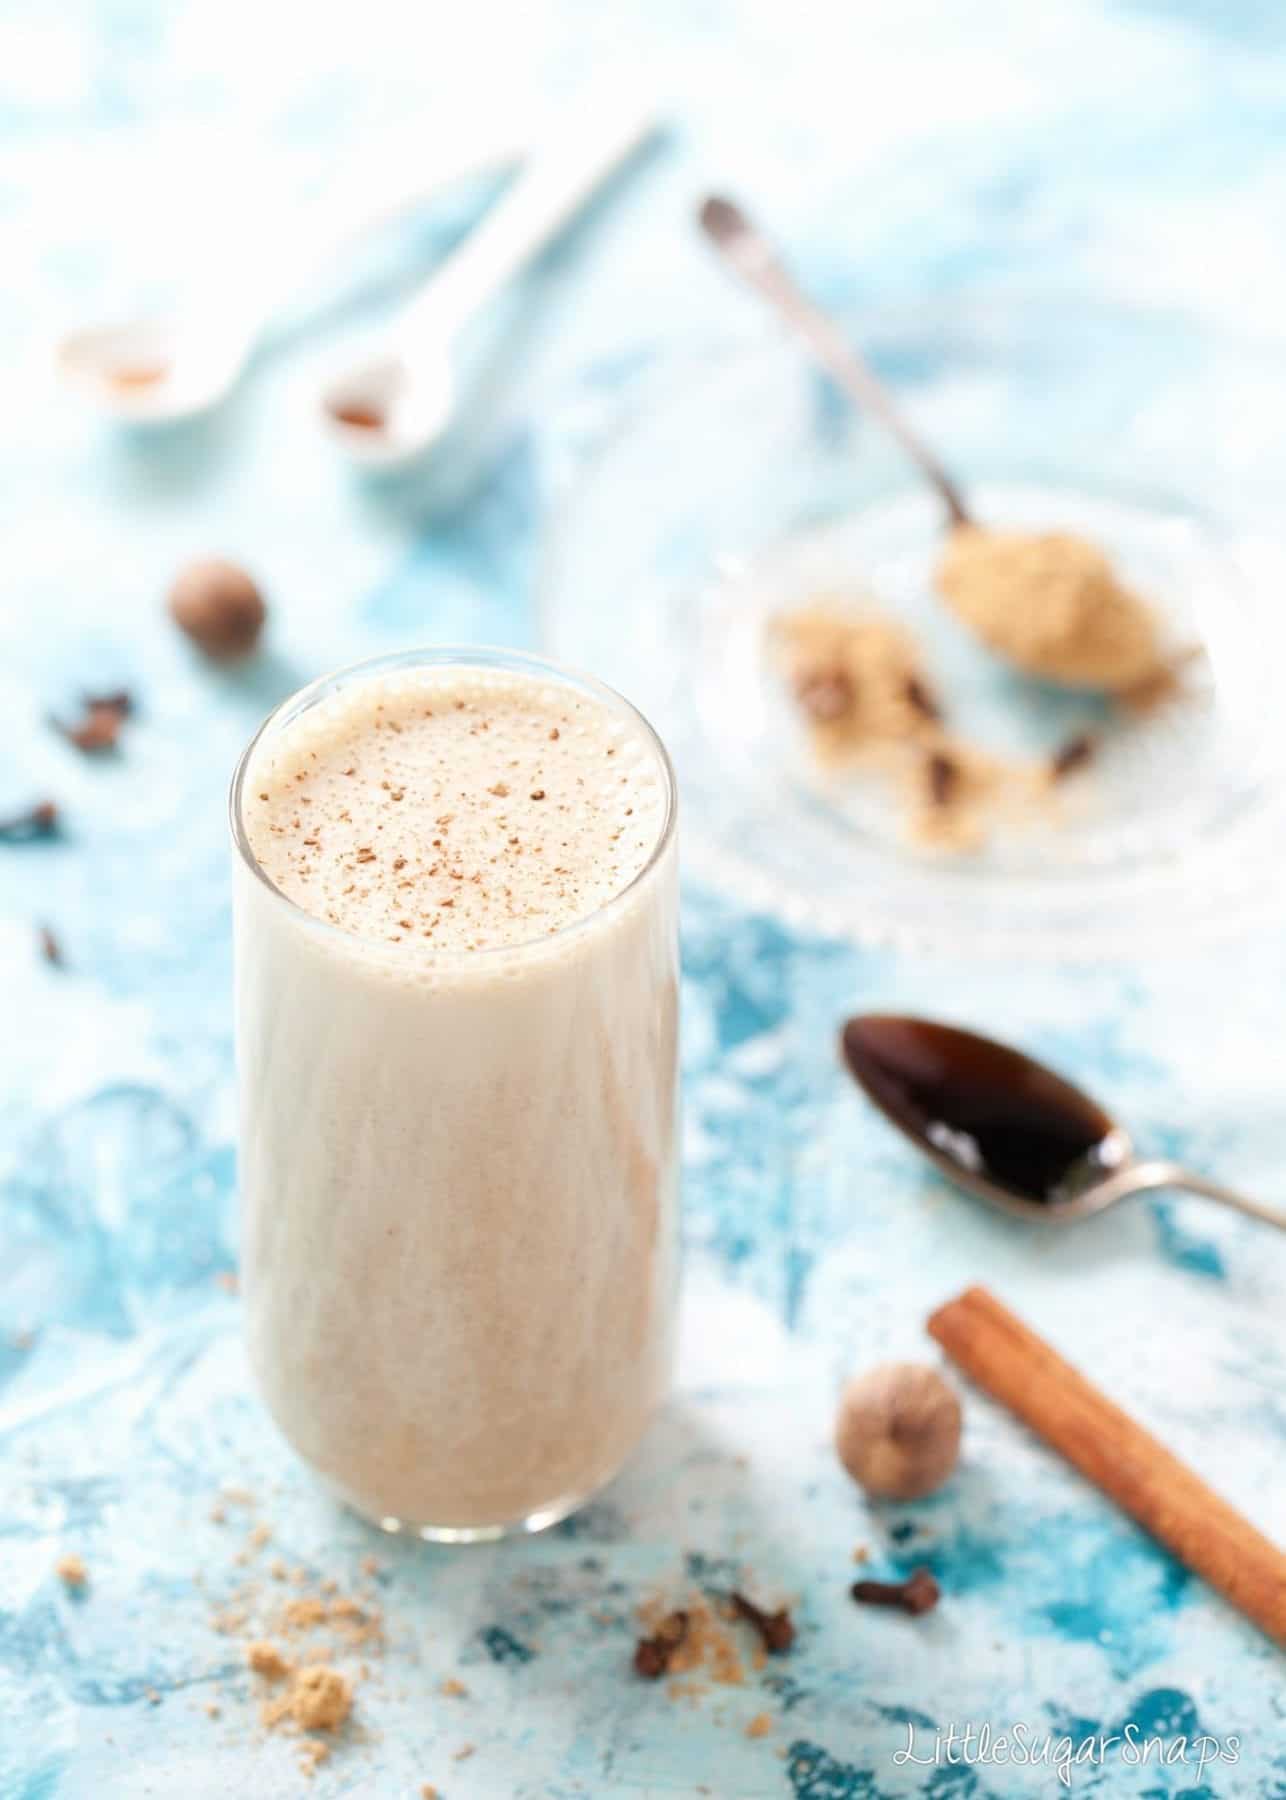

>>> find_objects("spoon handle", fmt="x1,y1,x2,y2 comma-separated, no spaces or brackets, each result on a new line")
697,196,972,529
394,100,657,351
1110,1159,1286,1231
246,123,528,328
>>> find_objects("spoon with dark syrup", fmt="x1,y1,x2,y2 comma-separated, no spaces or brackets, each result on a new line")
842,1014,1286,1230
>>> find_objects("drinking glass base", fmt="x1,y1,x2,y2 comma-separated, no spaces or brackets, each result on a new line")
323,1472,617,1545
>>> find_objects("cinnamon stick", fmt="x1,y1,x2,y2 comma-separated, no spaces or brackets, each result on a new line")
928,1285,1286,1647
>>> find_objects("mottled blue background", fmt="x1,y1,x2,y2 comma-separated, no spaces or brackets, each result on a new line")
3,1,1286,1794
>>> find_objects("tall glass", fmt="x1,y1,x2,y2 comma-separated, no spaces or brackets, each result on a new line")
229,647,679,1540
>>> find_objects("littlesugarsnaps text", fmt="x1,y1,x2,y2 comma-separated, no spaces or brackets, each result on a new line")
894,1720,1241,1787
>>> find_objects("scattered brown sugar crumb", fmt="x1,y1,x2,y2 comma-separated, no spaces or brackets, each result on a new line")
247,1521,272,1549
205,1701,221,1719
746,1712,773,1739
55,1553,87,1589
421,1787,439,1799
298,1737,331,1775
852,1545,870,1565
211,1602,251,1635
440,1677,468,1697
288,1665,352,1732
282,1597,329,1632
246,1640,291,1681
326,1596,384,1650
453,1744,475,1762
262,1664,352,1736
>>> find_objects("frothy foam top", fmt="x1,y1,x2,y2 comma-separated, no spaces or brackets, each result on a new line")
240,666,667,954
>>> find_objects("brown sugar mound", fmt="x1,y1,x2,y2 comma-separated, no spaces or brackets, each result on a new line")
289,1665,352,1732
771,599,1050,854
770,601,941,764
263,1664,352,1735
246,1640,291,1680
936,526,1159,691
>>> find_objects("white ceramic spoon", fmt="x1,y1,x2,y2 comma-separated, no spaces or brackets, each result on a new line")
319,100,657,472
55,125,527,429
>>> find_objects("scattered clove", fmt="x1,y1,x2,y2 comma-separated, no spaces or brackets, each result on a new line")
51,690,133,755
926,751,958,807
38,925,63,967
904,675,942,724
0,801,59,843
850,1568,940,1616
633,1610,689,1679
83,688,135,719
729,1591,795,1654
1049,731,1096,779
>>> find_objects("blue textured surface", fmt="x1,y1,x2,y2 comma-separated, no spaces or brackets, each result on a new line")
4,2,1286,1794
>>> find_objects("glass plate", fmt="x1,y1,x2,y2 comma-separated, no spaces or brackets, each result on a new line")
541,296,1286,956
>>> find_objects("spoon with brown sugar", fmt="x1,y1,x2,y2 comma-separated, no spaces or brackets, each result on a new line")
698,196,1164,695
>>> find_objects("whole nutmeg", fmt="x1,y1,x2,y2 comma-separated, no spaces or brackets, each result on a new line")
835,1362,962,1501
168,558,266,660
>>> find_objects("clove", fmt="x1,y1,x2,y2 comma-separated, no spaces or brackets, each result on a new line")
926,751,958,807
633,1610,689,1679
1049,731,1096,780
83,688,135,718
850,1567,940,1615
730,1591,795,1654
0,800,59,843
51,689,133,755
904,675,942,724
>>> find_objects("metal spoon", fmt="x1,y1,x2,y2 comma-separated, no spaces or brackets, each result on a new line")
841,1012,1286,1230
697,195,972,528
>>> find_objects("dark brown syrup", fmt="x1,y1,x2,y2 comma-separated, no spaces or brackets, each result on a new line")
841,1014,1118,1203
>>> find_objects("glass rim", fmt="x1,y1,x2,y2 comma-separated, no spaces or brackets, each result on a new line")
228,644,678,966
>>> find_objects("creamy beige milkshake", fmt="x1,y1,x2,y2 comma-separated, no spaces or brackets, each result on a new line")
230,649,678,1538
